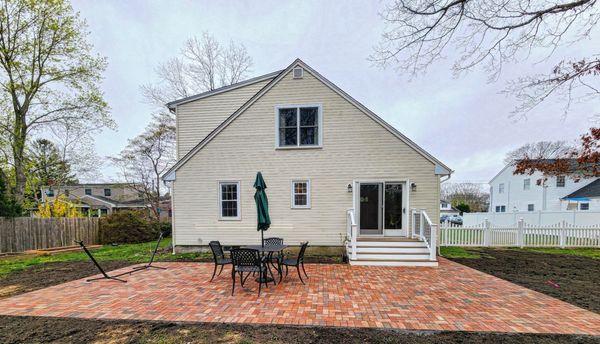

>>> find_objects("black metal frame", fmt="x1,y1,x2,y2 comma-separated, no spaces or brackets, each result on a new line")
231,248,271,296
132,231,167,272
281,242,309,284
75,240,127,283
209,241,232,282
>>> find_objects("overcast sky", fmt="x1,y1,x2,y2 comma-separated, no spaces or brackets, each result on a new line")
72,0,598,184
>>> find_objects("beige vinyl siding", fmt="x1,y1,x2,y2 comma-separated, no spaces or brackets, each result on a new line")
172,69,440,247
176,79,272,158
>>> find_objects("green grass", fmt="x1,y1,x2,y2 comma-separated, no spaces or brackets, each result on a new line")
0,238,211,278
440,246,600,260
439,247,482,259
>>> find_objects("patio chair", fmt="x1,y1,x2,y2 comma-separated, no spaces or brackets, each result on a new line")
208,241,232,282
263,237,284,275
281,242,309,285
230,248,268,296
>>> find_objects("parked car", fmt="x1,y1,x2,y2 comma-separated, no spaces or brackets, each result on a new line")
441,214,463,225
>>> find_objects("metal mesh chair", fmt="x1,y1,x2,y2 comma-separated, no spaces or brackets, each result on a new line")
263,237,284,280
230,248,268,296
208,241,231,282
281,242,309,284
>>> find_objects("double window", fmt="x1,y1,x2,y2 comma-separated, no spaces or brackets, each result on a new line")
219,181,240,220
495,205,506,213
276,105,322,148
291,180,310,208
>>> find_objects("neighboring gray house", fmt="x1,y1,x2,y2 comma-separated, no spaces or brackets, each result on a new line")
163,59,451,266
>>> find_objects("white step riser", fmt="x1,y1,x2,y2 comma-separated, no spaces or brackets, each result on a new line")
350,260,438,267
354,253,431,260
348,247,430,254
352,241,428,248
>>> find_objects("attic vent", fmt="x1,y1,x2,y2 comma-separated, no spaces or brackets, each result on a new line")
293,67,303,79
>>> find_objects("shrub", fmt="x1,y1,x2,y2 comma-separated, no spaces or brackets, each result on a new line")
98,210,160,244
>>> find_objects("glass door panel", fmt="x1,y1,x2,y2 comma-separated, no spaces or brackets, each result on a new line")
359,183,383,235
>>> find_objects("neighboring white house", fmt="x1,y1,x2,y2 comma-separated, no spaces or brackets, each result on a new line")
440,200,460,216
162,59,452,266
489,161,600,213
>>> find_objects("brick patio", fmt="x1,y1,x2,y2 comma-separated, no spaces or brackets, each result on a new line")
0,258,598,334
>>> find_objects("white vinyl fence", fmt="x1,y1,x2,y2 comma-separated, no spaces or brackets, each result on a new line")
439,220,600,248
463,211,600,227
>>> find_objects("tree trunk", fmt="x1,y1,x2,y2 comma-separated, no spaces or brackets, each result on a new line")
12,111,27,203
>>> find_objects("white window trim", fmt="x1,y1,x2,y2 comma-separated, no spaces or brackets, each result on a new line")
523,178,530,190
218,181,241,220
291,179,311,209
499,183,505,194
275,104,323,149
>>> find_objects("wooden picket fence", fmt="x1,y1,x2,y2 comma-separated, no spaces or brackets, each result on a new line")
0,217,100,253
439,219,600,248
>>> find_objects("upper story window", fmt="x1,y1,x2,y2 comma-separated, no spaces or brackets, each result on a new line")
498,183,505,194
276,105,322,148
104,188,111,197
556,176,565,187
495,205,506,212
528,204,534,211
219,181,241,220
291,180,310,208
523,178,530,190
85,188,92,195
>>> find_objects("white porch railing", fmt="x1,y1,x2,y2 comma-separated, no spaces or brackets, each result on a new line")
410,209,437,261
439,219,600,248
346,209,358,260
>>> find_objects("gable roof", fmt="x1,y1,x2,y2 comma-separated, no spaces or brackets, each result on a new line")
166,70,282,110
563,179,600,199
162,58,452,180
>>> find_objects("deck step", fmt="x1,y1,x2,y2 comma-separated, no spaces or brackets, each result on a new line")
350,259,438,267
351,241,427,248
349,246,430,254
357,237,420,242
354,253,431,260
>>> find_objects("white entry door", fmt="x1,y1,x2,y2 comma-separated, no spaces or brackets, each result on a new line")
357,181,407,237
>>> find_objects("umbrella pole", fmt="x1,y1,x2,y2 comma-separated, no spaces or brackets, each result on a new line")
261,230,264,247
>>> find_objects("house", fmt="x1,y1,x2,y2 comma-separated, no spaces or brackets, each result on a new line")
41,183,148,217
489,161,600,213
162,59,452,266
440,200,460,216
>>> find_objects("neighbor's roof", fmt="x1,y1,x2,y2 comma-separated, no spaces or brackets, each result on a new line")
162,58,452,180
489,159,587,184
166,70,282,110
563,179,600,199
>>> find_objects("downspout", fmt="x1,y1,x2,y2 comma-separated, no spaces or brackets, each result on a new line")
438,173,451,257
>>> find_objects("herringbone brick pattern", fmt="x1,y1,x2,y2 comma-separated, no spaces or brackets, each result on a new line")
0,259,598,334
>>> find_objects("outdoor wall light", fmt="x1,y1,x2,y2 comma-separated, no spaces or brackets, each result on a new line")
347,183,353,193
411,183,417,192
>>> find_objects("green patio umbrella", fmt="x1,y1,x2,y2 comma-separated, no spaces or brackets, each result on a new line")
254,172,271,247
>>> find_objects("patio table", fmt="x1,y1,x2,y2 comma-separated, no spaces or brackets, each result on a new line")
242,244,287,283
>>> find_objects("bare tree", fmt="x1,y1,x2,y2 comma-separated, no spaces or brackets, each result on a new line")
441,182,490,212
504,141,574,165
110,113,176,221
372,0,600,117
141,32,253,109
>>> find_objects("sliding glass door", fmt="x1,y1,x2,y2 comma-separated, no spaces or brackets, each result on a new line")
358,182,406,236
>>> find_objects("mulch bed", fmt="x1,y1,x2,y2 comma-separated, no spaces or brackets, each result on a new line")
0,261,132,299
446,248,600,313
0,316,597,344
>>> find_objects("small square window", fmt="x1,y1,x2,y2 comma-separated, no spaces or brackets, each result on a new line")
580,203,589,211
291,180,310,208
556,176,565,187
104,188,111,197
528,204,534,211
85,188,92,195
523,179,530,190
